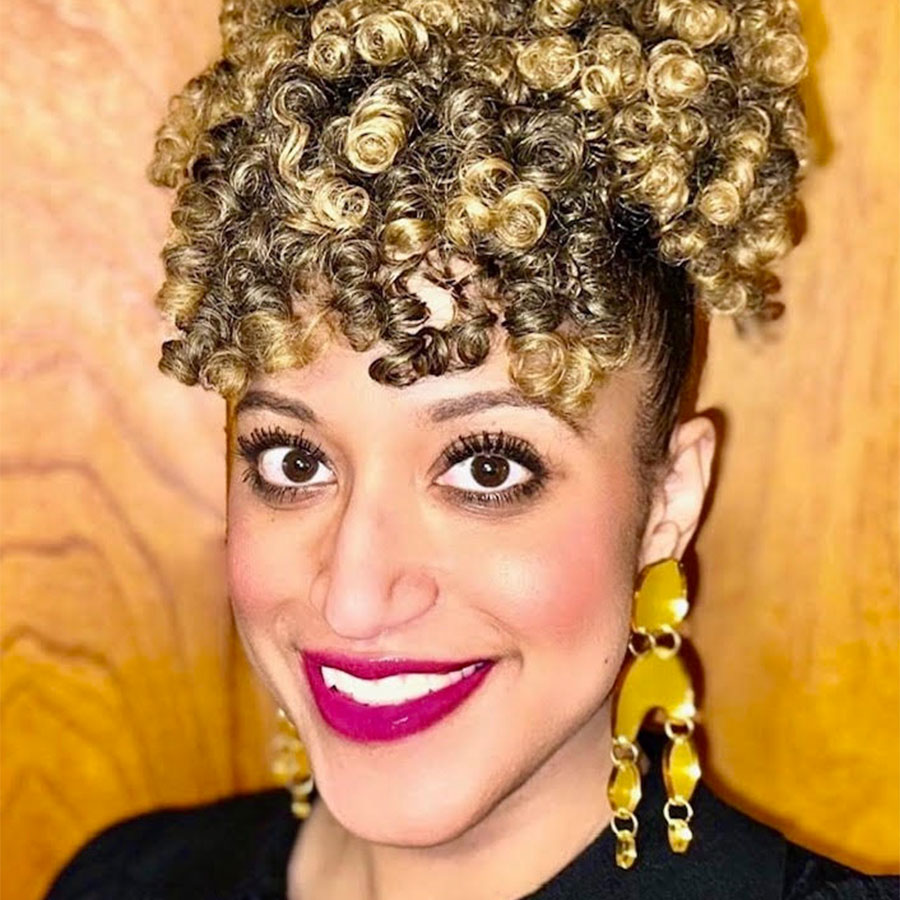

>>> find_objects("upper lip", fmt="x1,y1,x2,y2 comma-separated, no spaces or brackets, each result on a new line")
302,650,493,679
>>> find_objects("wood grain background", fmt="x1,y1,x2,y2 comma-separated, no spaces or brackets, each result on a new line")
1,1,897,898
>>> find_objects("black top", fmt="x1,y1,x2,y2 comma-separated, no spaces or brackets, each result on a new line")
47,734,899,900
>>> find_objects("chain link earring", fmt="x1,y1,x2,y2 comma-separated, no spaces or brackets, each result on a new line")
607,558,701,869
271,708,315,819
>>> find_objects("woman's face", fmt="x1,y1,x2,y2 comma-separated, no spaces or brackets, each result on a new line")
226,304,654,846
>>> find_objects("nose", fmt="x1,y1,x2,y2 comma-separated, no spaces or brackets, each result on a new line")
309,472,439,641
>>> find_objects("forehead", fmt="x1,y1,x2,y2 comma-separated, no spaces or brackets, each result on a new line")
240,335,645,448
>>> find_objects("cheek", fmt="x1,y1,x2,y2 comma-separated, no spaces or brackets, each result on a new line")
226,503,306,634
472,480,636,650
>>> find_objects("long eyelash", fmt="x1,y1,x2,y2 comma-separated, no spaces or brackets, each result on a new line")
451,478,545,508
438,430,550,508
234,426,550,510
441,431,547,476
236,425,324,462
240,468,305,504
439,430,547,478
235,425,328,505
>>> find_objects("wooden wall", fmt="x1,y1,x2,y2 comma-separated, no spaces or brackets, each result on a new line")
1,1,896,898
695,0,899,866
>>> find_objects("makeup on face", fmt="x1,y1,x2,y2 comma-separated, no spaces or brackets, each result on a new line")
234,418,554,514
226,331,644,845
302,651,496,742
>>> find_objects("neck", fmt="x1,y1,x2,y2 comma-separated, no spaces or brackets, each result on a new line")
289,704,615,900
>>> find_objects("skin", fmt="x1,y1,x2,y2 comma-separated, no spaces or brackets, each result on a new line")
226,274,715,900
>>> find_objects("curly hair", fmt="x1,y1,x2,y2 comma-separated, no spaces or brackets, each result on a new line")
148,0,808,467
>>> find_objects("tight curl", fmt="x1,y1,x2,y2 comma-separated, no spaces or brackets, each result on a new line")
150,0,808,453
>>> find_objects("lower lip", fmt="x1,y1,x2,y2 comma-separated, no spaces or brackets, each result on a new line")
302,656,494,743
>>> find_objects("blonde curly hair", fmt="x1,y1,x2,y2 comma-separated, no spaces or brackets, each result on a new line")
149,0,808,464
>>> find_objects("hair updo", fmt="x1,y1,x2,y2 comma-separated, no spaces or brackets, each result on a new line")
149,0,808,468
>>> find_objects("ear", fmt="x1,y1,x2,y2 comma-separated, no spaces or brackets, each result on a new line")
639,415,717,567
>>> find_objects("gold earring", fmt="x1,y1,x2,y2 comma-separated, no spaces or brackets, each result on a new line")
272,708,315,819
607,558,701,869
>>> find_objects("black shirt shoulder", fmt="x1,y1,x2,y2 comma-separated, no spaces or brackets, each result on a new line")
520,768,898,900
694,783,899,900
782,840,899,900
44,789,298,900
45,783,898,900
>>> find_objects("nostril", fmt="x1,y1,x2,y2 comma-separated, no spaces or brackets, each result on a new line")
390,570,439,615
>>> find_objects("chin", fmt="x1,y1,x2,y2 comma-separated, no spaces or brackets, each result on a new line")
314,750,503,848
336,805,476,849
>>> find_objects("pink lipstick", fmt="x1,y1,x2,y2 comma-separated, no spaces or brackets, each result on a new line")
302,651,495,743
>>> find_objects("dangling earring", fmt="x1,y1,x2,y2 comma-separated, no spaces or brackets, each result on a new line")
607,558,701,869
271,708,315,819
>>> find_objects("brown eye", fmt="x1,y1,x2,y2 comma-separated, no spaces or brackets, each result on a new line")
257,447,336,488
437,451,531,494
471,455,510,488
282,448,319,483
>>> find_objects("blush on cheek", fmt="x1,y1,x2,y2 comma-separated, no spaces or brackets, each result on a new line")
226,506,323,655
482,504,633,648
226,513,283,623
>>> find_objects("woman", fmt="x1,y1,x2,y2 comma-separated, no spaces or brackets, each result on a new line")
47,0,898,897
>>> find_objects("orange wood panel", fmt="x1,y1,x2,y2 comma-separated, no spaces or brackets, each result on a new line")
694,0,899,873
1,2,897,899
0,4,274,899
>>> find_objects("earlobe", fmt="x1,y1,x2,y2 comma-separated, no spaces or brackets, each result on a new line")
639,415,717,568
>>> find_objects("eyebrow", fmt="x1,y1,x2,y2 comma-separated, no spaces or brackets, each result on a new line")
235,387,583,435
426,389,578,432
235,390,320,425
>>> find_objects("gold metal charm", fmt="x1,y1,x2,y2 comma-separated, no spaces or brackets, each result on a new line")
608,558,701,868
272,708,314,819
610,810,639,870
662,717,700,853
608,736,641,869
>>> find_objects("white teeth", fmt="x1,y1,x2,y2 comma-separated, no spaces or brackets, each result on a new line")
320,664,482,706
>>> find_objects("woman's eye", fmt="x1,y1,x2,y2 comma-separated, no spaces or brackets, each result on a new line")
433,431,550,508
437,454,533,493
256,446,336,488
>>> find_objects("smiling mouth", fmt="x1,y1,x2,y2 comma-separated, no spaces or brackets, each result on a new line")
301,652,495,743
321,662,486,706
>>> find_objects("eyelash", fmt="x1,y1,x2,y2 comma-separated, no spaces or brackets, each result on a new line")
437,430,548,508
236,426,330,506
234,425,549,510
